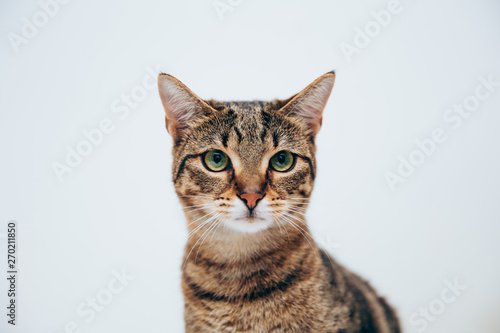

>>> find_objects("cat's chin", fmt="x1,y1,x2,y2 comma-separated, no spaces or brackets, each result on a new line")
224,217,272,234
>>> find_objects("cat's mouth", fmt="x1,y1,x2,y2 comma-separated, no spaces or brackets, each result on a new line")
234,216,266,222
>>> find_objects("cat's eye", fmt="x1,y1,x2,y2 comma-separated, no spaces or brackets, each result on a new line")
270,151,295,172
203,150,229,172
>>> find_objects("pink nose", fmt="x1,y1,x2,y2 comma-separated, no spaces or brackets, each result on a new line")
239,192,264,210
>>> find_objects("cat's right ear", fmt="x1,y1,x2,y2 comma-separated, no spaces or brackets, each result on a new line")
280,71,335,137
158,74,211,140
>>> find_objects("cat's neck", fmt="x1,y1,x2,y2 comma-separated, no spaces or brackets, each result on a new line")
183,223,321,279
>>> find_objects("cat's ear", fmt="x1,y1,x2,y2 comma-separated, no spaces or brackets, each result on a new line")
280,71,335,136
158,73,212,140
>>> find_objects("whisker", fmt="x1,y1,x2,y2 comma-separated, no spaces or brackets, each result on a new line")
282,212,318,246
274,214,284,234
185,211,216,229
281,215,319,259
194,220,219,263
272,213,291,243
271,213,284,235
195,216,224,263
288,207,307,215
208,216,225,243
284,200,310,205
282,215,310,237
289,205,307,211
186,211,219,236
179,195,215,200
182,203,214,209
183,213,221,270
284,213,315,237
184,206,211,214
284,223,318,260
187,217,214,239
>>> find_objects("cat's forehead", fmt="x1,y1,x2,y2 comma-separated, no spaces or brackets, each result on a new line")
181,99,311,158
220,101,265,124
175,98,316,177
206,100,286,132
218,101,267,111
205,100,283,141
208,100,280,117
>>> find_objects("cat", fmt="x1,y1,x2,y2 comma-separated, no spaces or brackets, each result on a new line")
158,71,401,333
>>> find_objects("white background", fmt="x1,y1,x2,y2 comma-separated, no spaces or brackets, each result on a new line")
1,0,500,332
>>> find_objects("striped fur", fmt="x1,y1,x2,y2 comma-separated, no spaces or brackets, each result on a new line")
158,72,401,332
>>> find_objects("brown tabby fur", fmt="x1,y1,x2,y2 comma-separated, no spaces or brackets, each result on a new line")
158,72,401,332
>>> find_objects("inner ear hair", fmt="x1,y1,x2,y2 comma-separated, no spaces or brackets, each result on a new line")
279,71,336,136
158,73,215,140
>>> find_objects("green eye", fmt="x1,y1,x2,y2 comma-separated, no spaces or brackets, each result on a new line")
203,150,229,172
270,151,294,172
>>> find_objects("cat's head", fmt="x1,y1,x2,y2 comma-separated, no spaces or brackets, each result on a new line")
158,72,335,235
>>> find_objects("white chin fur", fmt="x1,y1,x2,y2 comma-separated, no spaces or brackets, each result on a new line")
224,198,273,234
224,218,272,234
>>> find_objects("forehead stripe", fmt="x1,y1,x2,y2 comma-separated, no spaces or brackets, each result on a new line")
221,132,229,148
233,127,243,144
260,128,267,143
272,132,279,148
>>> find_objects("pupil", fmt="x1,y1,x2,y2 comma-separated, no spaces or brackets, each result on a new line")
213,153,222,164
277,154,286,164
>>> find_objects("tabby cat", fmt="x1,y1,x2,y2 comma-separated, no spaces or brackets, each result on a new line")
158,72,401,332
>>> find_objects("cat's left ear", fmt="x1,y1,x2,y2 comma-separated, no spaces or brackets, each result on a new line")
280,71,335,136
